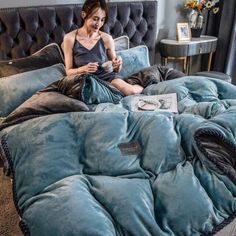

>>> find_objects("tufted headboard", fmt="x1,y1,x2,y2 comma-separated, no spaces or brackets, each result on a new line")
0,1,157,64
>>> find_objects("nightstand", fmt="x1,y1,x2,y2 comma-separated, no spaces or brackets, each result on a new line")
159,36,218,74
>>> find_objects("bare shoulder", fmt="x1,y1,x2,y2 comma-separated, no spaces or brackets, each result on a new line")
64,29,77,43
100,31,113,41
100,31,114,48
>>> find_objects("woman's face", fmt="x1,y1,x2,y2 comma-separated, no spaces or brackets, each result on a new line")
84,8,106,32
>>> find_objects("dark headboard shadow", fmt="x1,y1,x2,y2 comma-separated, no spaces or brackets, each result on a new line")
0,1,157,64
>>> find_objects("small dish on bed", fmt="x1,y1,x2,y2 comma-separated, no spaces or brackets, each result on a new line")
137,99,161,111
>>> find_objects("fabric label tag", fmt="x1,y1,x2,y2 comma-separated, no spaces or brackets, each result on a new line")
118,141,141,156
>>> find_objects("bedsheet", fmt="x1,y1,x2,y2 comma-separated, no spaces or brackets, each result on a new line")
1,74,236,236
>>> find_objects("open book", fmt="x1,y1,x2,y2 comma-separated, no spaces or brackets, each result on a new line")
133,93,178,113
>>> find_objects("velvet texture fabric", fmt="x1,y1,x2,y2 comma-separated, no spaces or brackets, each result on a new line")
0,63,66,117
0,2,157,64
58,74,124,104
116,46,150,78
114,36,129,51
0,66,184,128
1,107,236,235
1,76,236,235
0,73,123,127
126,65,185,87
0,43,64,78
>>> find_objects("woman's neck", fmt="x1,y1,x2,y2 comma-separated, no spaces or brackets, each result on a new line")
78,27,100,39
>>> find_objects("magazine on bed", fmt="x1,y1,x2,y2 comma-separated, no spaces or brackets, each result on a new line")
134,93,178,113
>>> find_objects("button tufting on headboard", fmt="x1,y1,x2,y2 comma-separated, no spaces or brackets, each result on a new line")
0,1,157,64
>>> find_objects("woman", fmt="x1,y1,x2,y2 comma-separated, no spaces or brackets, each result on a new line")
63,0,143,96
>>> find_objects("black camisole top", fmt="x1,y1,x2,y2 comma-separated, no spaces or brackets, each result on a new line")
73,37,108,67
72,32,123,82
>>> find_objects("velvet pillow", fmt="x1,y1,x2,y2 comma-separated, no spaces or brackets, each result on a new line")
0,43,64,78
0,63,66,117
116,45,150,78
114,35,129,51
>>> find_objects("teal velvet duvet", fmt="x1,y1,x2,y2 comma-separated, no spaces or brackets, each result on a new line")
1,74,236,236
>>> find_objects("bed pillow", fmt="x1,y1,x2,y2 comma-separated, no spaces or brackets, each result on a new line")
0,63,66,117
116,45,150,78
114,35,129,51
0,43,64,78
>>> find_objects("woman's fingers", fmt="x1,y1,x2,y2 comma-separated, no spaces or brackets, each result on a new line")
87,62,98,72
112,56,122,67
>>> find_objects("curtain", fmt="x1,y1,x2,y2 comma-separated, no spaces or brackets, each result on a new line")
225,11,236,83
207,0,236,84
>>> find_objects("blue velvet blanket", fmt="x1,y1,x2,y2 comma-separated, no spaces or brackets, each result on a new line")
1,74,236,236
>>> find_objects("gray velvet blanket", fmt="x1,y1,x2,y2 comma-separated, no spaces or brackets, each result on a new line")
0,65,184,129
1,67,236,236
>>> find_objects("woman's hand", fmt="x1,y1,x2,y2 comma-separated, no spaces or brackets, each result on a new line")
112,56,122,72
80,62,99,73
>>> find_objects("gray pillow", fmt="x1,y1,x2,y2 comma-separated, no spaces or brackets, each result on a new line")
0,43,64,78
114,35,129,51
0,63,66,117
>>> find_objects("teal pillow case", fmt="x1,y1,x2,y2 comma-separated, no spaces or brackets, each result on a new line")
116,45,150,78
0,63,66,117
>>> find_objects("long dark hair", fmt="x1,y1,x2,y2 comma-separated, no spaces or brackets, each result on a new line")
81,0,108,26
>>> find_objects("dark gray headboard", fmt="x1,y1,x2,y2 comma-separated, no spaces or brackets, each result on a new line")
0,1,157,64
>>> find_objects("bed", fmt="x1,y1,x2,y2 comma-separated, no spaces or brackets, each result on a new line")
1,1,236,236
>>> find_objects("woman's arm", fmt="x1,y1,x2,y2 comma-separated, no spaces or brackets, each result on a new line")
104,34,123,73
63,31,80,75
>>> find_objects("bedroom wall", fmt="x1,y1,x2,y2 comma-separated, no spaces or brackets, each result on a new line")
156,0,204,74
156,0,191,71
